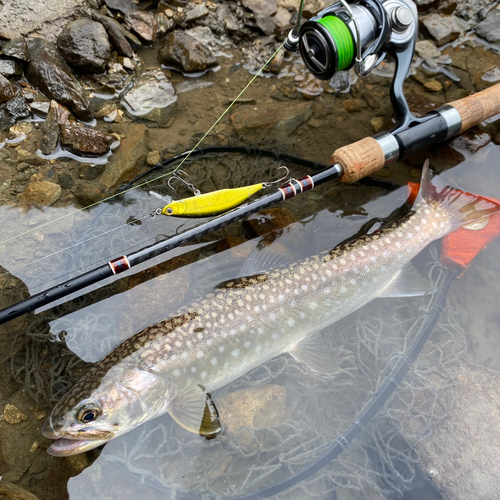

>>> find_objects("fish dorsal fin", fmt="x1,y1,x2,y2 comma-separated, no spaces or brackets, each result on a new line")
216,274,268,290
288,331,338,374
379,262,430,298
199,393,221,438
168,381,207,433
240,244,290,276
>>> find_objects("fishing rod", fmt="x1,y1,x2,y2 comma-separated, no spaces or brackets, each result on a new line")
1,0,500,324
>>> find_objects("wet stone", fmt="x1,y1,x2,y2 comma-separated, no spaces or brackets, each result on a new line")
421,14,463,46
370,116,385,132
1,37,29,62
25,38,93,122
424,79,443,92
342,98,363,112
242,0,278,17
92,12,134,58
246,207,298,236
40,103,60,155
58,172,75,189
185,4,209,23
60,121,116,155
147,150,161,165
122,68,177,126
415,39,441,59
124,10,157,44
157,30,217,73
72,179,107,206
104,0,136,14
0,59,23,78
57,19,112,74
0,74,16,103
476,9,500,44
19,181,62,208
0,96,30,131
3,404,28,424
0,482,41,500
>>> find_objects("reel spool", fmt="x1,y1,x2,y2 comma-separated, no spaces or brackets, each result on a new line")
285,0,419,131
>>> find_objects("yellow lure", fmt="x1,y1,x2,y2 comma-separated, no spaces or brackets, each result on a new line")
162,183,264,217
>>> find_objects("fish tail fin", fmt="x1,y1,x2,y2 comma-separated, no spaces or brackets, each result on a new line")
415,160,500,231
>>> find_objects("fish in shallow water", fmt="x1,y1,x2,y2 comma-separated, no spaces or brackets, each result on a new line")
43,164,499,455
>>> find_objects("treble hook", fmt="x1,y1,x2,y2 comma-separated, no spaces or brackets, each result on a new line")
262,165,290,188
167,170,201,196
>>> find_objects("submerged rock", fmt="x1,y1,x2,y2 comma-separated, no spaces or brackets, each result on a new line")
60,121,115,155
0,96,30,131
19,181,62,209
124,10,157,44
122,68,177,125
476,9,500,44
3,404,28,424
158,30,217,73
25,38,93,121
57,19,112,74
0,482,41,500
230,100,312,140
1,37,29,62
40,102,60,155
0,74,16,103
242,0,278,18
104,0,136,14
99,123,148,188
92,12,134,58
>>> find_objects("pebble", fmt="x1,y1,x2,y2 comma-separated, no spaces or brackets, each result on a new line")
147,150,161,165
370,116,385,132
19,181,62,208
424,79,443,92
342,99,362,112
3,404,28,424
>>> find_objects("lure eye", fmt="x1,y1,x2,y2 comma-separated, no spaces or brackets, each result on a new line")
76,403,101,423
166,207,174,215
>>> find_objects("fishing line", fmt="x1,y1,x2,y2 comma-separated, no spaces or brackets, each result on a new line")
0,42,286,248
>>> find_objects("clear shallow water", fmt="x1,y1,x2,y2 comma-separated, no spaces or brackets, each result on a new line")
2,59,500,500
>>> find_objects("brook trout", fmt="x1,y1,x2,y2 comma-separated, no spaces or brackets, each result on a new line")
43,164,499,455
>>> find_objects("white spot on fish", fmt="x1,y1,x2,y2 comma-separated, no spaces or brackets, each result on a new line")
301,285,308,291
201,371,207,380
310,302,318,310
232,349,240,357
244,341,251,348
287,318,295,327
228,313,234,320
278,294,284,301
219,346,225,353
172,369,180,377
191,366,197,373
340,286,347,293
254,306,260,313
272,333,278,340
211,357,218,366
197,351,204,359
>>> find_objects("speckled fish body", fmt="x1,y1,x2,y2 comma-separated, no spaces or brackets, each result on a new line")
43,165,499,455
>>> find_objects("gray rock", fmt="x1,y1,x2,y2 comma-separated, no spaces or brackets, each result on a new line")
0,96,30,131
185,4,209,23
25,38,93,121
60,121,115,155
476,9,500,44
122,68,177,126
0,0,86,41
255,16,276,35
40,103,60,155
0,75,17,103
30,101,51,118
242,0,278,17
156,12,175,35
157,30,217,73
104,0,136,14
58,172,74,189
415,40,441,59
421,14,463,46
124,10,157,44
57,19,112,74
0,59,23,78
91,12,134,57
1,38,29,62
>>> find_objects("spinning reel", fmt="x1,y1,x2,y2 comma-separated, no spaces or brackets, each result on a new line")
285,0,421,133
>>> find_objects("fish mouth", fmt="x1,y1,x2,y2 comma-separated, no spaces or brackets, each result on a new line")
47,437,110,456
42,418,115,442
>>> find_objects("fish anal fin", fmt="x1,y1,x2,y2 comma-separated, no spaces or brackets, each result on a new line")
168,382,207,433
379,262,429,298
288,332,337,374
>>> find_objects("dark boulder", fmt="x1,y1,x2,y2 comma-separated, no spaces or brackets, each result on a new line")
104,0,136,14
92,12,134,58
0,74,16,103
60,121,116,156
0,59,23,78
25,38,93,122
124,10,157,44
157,30,217,73
1,37,29,62
57,19,112,74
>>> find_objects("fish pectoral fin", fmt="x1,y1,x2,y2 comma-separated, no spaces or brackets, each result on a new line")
288,332,337,374
168,382,207,434
200,393,221,438
240,243,291,276
379,262,430,298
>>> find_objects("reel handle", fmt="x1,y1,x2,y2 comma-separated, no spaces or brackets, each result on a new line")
332,82,500,183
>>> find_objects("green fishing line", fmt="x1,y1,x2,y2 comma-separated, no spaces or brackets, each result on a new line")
318,16,354,71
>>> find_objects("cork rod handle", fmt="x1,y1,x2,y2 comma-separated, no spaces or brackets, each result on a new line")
449,83,500,134
332,137,386,184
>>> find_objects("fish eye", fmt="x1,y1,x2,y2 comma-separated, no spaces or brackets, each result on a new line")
76,402,101,423
166,207,174,215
